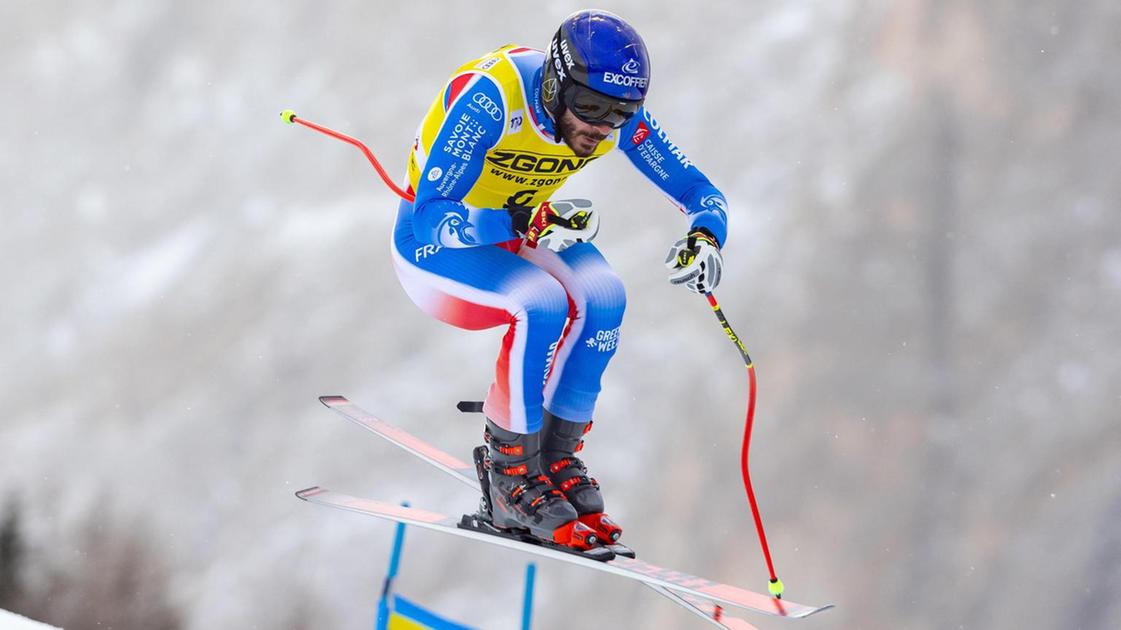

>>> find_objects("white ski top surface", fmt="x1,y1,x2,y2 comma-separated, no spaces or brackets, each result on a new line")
297,487,830,619
312,396,833,624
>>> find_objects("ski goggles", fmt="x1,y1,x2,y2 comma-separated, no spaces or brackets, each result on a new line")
564,82,643,129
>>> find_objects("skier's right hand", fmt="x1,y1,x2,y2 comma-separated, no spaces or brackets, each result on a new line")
508,199,600,252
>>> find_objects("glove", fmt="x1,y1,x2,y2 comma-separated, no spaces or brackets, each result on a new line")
665,229,723,293
508,199,600,252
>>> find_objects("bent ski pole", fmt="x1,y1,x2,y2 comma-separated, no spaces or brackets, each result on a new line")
280,109,415,202
703,291,784,600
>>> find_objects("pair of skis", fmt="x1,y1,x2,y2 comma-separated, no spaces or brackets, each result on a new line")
297,396,831,628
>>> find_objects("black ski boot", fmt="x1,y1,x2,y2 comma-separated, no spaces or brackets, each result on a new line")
474,419,599,550
540,410,625,546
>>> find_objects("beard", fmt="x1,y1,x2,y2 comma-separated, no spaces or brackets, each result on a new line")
558,112,608,157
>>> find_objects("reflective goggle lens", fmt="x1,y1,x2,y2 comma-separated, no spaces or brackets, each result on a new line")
564,83,642,128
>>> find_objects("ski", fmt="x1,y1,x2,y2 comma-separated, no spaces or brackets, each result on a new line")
297,486,829,619
310,396,832,623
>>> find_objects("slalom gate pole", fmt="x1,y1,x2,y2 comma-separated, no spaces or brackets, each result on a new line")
279,109,415,202
703,291,784,600
376,502,409,630
521,562,536,630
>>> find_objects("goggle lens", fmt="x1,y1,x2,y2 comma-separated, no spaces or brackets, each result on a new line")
564,83,642,128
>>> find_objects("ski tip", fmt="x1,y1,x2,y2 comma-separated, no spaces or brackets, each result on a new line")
319,395,349,407
790,603,836,618
807,603,836,617
296,486,326,500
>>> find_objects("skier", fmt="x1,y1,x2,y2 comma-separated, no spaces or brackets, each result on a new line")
391,10,728,549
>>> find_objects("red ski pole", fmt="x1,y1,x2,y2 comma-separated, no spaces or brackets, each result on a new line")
703,291,784,600
279,109,415,203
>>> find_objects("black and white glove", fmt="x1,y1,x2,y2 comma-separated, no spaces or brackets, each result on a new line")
508,199,600,252
665,229,723,293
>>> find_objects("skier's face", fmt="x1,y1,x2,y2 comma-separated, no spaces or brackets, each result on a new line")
558,109,612,158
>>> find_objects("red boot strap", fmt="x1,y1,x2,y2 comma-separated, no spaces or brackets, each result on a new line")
548,457,587,475
558,475,597,493
501,464,528,476
548,458,572,474
574,440,585,453
510,485,525,499
583,421,594,435
559,477,581,492
497,444,524,456
529,495,545,508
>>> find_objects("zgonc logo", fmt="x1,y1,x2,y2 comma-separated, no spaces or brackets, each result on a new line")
486,150,600,174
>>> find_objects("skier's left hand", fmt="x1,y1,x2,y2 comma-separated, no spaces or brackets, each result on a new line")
665,228,723,293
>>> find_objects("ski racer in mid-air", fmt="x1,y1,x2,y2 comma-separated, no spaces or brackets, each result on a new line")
391,9,729,550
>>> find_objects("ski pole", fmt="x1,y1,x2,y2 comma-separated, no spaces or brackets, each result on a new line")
279,109,415,203
703,291,784,600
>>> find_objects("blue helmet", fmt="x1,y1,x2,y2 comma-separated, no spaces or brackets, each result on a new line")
541,10,650,129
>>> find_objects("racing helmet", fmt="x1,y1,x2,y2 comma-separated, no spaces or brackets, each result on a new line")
541,10,650,130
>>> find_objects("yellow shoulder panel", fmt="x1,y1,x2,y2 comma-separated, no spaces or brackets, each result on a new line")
407,45,617,211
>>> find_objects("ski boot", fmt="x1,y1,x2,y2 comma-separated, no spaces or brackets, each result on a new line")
469,419,601,553
540,410,630,554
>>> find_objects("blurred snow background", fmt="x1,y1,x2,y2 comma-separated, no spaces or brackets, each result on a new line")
1,0,1119,628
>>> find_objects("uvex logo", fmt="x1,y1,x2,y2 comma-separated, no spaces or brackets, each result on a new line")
559,38,575,70
486,150,600,174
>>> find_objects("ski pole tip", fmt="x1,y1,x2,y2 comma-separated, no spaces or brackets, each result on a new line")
768,577,784,598
280,109,297,124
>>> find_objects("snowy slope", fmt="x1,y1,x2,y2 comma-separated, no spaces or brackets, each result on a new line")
0,610,60,630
